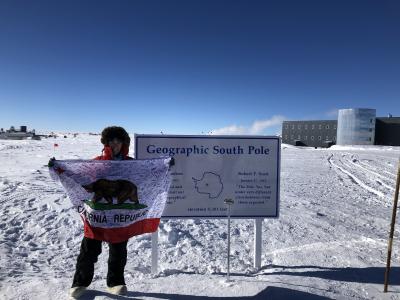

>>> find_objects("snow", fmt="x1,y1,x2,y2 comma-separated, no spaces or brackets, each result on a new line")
1,134,400,299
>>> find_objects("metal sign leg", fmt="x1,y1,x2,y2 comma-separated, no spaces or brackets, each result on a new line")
254,219,262,270
151,230,159,275
224,198,234,282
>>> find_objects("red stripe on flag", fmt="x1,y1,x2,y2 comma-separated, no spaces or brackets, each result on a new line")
83,218,161,243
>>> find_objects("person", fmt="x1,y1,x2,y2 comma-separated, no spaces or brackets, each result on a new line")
70,126,133,298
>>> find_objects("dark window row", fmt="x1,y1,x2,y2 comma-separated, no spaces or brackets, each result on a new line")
285,124,336,130
284,135,336,141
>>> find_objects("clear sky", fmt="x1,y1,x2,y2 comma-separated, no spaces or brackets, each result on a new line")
0,0,399,135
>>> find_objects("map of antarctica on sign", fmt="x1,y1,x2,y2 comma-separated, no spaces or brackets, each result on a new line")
135,135,280,218
192,172,224,199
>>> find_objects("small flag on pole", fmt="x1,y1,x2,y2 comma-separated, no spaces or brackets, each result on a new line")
53,143,59,157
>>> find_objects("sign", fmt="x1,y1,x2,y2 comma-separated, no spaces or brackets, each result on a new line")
135,135,280,218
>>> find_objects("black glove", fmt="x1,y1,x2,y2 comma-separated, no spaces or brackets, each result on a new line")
48,157,56,167
169,157,175,168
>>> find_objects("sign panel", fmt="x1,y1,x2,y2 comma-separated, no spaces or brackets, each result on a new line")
135,135,280,218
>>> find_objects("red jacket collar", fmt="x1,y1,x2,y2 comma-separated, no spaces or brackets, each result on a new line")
95,145,131,160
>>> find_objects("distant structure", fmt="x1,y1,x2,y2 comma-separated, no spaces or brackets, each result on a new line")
282,108,400,147
337,108,376,145
375,116,400,146
282,120,337,147
0,126,38,140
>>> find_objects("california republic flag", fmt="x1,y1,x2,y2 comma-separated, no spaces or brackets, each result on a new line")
49,157,172,243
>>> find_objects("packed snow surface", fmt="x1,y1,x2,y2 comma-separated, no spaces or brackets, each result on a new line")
0,134,399,299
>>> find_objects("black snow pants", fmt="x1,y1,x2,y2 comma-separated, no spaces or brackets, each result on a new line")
72,237,128,288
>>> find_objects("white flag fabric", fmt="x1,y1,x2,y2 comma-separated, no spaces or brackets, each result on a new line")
49,157,172,243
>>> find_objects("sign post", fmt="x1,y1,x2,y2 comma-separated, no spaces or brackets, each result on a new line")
224,198,234,282
254,219,262,269
151,231,158,274
384,158,400,292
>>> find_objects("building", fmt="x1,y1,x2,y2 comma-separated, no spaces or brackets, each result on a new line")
282,120,337,147
0,126,36,140
282,108,400,147
375,116,400,146
336,108,376,145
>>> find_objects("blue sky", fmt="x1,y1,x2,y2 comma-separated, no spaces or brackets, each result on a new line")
0,0,399,135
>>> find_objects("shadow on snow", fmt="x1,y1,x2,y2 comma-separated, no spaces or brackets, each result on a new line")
78,265,400,299
80,286,332,300
257,265,400,285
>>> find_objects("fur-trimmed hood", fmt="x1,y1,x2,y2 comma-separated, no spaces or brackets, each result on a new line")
100,126,130,146
95,126,132,160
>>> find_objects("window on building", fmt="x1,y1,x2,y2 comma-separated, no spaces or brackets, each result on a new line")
285,135,288,140
333,136,336,141
291,135,294,140
305,124,308,130
334,125,337,129
326,125,329,129
318,136,322,140
292,125,295,130
298,135,301,139
285,125,288,129
369,128,373,132
298,125,301,130
319,124,322,130
370,119,373,123
326,136,329,140
304,136,308,140
312,124,315,130
311,136,314,140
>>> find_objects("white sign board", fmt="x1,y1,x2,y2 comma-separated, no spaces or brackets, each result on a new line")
135,135,280,218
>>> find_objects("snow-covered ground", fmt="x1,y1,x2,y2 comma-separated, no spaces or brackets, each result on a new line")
0,134,399,300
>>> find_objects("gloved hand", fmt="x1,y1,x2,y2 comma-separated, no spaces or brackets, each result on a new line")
48,157,56,167
169,157,175,167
